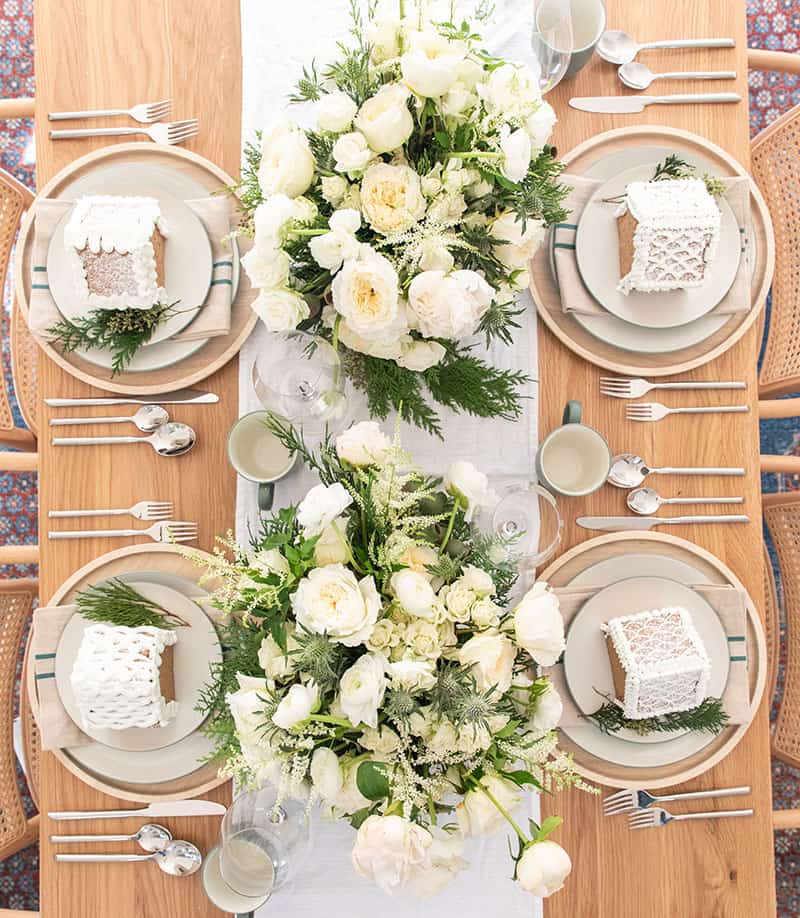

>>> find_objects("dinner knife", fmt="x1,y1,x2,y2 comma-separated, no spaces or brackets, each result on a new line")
569,92,741,114
45,389,219,407
577,514,750,532
48,800,226,821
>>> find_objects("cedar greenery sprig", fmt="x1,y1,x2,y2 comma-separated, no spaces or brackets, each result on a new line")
586,694,729,736
75,578,188,629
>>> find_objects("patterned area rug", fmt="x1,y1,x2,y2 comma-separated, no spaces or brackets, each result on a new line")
0,0,798,912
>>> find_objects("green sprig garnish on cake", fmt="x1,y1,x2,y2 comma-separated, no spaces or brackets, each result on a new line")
75,578,188,629
651,154,725,199
586,694,729,736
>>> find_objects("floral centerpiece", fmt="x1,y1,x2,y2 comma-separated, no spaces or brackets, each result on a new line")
191,418,592,898
235,1,568,435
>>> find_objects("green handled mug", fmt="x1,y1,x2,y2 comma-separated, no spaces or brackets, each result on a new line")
535,400,612,496
227,410,297,512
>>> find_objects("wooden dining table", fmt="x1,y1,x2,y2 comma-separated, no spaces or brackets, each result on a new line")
31,0,775,916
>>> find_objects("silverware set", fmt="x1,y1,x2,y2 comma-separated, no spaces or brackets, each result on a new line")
603,785,753,830
48,97,199,145
49,500,174,521
601,377,749,423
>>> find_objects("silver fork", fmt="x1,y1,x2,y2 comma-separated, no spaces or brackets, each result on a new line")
600,377,746,399
48,99,171,124
48,521,198,543
49,119,199,145
629,806,754,829
626,402,749,422
604,785,750,816
48,501,173,522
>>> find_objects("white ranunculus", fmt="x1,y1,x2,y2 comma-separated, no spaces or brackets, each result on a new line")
251,288,310,331
258,119,316,198
408,827,468,897
331,247,401,337
367,17,403,63
359,723,400,755
514,581,565,666
351,815,432,895
471,597,502,630
460,564,494,597
318,90,359,133
499,125,532,183
241,244,290,289
333,131,375,175
336,314,405,361
272,679,319,730
291,564,381,647
293,196,318,225
441,85,476,117
526,100,557,148
401,30,466,98
257,630,299,680
516,840,572,897
458,631,516,695
456,773,521,837
310,746,343,803
492,211,546,274
444,460,497,522
355,83,414,153
336,421,392,467
247,547,290,578
396,337,446,372
407,269,494,340
478,62,541,118
226,673,271,740
321,175,350,207
309,208,362,272
386,658,437,692
360,162,426,235
314,516,350,566
529,682,563,733
297,482,353,537
253,193,300,246
391,569,438,619
338,652,387,728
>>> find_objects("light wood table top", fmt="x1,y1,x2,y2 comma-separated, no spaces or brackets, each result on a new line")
32,0,775,916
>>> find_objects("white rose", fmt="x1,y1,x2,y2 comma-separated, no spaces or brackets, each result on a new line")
456,773,521,837
499,124,532,184
367,17,403,63
396,337,446,372
336,421,392,466
441,85,475,117
404,619,442,660
401,30,466,97
291,564,381,647
310,746,343,802
529,683,563,733
297,482,353,537
351,815,432,895
407,269,494,340
293,196,318,225
226,673,271,739
247,548,290,578
514,581,565,666
421,169,443,198
516,840,572,897
526,100,557,148
360,162,426,235
251,288,310,331
441,581,475,623
321,175,350,207
492,211,546,273
458,631,516,695
355,83,414,153
331,247,401,337
272,679,319,730
258,119,316,198
444,460,497,522
339,652,387,728
257,631,299,680
333,131,375,175
318,90,358,133
460,564,494,597
386,658,437,692
314,516,350,566
359,724,400,755
309,208,362,272
241,244,290,289
408,827,468,897
253,193,300,246
366,618,400,654
391,569,438,619
471,597,502,630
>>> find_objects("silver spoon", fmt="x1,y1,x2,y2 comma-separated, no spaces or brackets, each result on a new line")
626,486,745,515
52,421,197,457
56,839,202,876
50,823,172,853
49,405,170,433
596,30,735,65
608,453,745,489
618,61,737,91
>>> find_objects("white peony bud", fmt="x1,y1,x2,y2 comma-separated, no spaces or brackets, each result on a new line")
516,840,572,897
513,581,565,666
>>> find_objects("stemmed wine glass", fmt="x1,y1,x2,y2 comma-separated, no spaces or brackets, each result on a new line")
530,0,575,93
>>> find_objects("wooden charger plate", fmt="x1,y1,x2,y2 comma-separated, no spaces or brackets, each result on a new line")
538,531,767,789
27,543,226,802
531,125,775,376
14,142,257,395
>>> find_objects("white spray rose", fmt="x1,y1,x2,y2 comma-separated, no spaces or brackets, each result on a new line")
355,83,414,153
408,827,468,897
241,245,290,289
492,211,546,275
257,630,299,680
333,131,375,175
456,773,522,837
309,208,362,272
338,652,387,728
292,196,318,225
318,90,358,133
366,618,400,654
441,84,476,117
360,162,426,235
391,568,438,619
514,581,565,666
444,460,497,522
458,631,516,695
401,29,466,97
331,247,401,337
386,658,437,692
321,175,350,207
258,119,316,198
251,288,310,331
291,564,381,647
440,581,476,623
272,679,320,730
351,815,432,895
499,124,532,183
314,516,350,566
310,746,343,802
526,100,557,148
248,548,290,578
471,597,502,630
297,482,353,537
404,619,442,660
529,682,563,733
407,269,494,340
396,337,447,372
335,421,392,466
359,723,400,755
516,840,572,897
460,564,494,596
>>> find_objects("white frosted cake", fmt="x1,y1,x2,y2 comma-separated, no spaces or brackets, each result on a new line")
601,607,711,720
70,623,178,730
616,178,720,295
64,195,169,311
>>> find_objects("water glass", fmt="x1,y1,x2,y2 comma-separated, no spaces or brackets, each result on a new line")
487,481,563,571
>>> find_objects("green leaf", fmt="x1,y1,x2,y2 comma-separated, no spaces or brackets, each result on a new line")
494,719,521,739
534,814,563,842
356,761,390,801
502,769,542,790
349,806,373,829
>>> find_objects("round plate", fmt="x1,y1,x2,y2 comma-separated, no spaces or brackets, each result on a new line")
575,163,741,329
55,578,222,753
563,575,730,747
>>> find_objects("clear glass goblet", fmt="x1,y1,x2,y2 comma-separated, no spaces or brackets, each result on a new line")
530,0,575,93
489,481,563,577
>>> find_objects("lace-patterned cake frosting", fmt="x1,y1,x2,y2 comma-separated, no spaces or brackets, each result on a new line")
70,623,179,730
616,178,721,295
64,195,170,311
602,606,711,720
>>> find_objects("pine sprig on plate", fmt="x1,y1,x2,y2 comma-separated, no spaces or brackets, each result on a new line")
75,578,188,629
586,694,729,736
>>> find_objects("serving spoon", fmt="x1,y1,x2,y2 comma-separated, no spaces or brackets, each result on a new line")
49,405,170,433
56,839,202,876
608,454,745,489
626,487,745,515
51,824,172,853
618,61,736,91
596,30,735,65
52,422,197,457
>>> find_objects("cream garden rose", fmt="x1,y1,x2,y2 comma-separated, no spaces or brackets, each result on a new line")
396,337,446,372
335,421,392,467
241,244,289,289
408,827,468,897
258,119,316,198
386,657,437,692
338,652,387,728
351,815,432,895
492,211,546,279
291,564,381,647
331,247,402,338
407,269,494,340
360,162,426,235
514,581,565,666
354,83,414,153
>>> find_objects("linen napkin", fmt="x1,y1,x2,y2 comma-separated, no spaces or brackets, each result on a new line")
554,174,753,318
27,198,72,338
30,604,91,750
546,583,751,728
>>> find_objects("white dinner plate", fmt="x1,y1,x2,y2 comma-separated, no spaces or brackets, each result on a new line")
575,163,741,329
563,576,730,746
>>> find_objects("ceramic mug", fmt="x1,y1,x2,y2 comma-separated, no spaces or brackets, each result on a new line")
560,0,607,78
535,400,612,496
227,410,297,511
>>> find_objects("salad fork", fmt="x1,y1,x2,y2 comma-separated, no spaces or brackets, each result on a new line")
49,118,199,145
48,521,198,543
48,501,174,522
629,806,753,829
604,785,750,816
626,402,749,422
48,99,172,123
600,377,746,399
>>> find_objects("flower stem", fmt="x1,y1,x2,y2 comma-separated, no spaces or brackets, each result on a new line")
292,228,328,237
439,497,463,552
332,520,365,575
478,784,528,846
305,714,352,728
332,313,342,353
449,151,503,161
